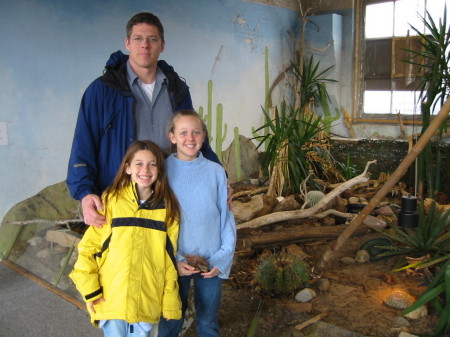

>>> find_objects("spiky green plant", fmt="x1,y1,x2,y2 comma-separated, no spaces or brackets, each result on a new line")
402,8,450,199
253,102,332,194
256,252,309,296
336,154,358,181
402,259,450,337
374,200,450,336
374,201,450,264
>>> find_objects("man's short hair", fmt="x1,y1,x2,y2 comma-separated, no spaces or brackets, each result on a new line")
126,12,164,41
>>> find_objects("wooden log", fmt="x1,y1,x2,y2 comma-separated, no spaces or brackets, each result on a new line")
241,225,368,250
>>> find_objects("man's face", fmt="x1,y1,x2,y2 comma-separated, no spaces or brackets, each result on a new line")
125,23,165,72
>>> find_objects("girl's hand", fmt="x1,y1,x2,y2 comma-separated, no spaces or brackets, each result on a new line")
87,297,105,313
202,266,220,278
177,261,200,276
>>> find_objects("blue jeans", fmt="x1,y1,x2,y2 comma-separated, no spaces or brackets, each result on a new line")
158,276,222,337
101,319,153,337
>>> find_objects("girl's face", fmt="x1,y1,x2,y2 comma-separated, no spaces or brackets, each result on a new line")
125,150,158,197
169,115,206,161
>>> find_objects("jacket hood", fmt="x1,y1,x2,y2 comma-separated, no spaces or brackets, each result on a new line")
101,50,185,99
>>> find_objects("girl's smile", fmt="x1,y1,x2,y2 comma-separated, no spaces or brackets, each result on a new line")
169,115,206,161
125,149,158,200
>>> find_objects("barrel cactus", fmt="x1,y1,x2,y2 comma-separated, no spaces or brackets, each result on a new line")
256,252,309,295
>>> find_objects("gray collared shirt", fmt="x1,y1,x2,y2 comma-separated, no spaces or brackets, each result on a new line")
127,61,173,153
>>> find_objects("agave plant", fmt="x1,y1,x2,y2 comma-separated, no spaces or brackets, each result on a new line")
375,201,450,262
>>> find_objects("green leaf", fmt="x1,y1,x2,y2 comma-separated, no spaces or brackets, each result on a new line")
402,283,445,315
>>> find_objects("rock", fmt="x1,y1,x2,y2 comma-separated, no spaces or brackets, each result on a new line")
273,194,301,212
46,230,81,248
341,256,356,265
255,195,278,217
37,248,50,259
374,205,395,216
384,290,416,310
404,305,428,319
355,249,370,263
363,214,387,230
27,236,43,247
232,194,264,223
221,135,259,184
321,216,336,226
317,278,331,292
392,316,410,327
284,244,311,259
399,332,419,337
295,288,317,303
249,178,259,185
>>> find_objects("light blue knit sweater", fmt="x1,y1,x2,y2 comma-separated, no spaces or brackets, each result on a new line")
166,152,236,278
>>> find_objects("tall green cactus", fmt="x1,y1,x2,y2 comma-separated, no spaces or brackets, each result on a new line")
206,80,213,142
233,127,242,182
252,46,271,150
215,103,227,162
198,80,228,160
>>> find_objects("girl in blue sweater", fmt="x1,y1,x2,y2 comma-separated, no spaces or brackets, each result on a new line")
158,110,236,337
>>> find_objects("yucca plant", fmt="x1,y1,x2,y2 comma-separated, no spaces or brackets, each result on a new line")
403,8,450,199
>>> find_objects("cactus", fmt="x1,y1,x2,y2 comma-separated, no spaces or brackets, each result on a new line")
215,103,227,162
264,46,270,149
252,46,271,149
319,88,340,134
233,127,242,182
256,252,309,295
304,190,325,208
206,80,213,140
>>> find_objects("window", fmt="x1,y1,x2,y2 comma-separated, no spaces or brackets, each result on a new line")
359,0,449,118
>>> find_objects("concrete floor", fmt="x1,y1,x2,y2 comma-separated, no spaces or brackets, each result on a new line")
0,260,103,337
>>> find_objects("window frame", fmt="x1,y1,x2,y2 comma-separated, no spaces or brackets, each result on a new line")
353,0,431,124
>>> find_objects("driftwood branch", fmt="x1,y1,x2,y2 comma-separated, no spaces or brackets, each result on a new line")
5,219,83,226
236,160,376,230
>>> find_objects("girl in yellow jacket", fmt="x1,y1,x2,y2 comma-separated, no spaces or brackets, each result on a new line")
70,140,181,337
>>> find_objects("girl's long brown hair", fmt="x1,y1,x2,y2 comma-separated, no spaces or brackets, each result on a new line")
103,140,180,226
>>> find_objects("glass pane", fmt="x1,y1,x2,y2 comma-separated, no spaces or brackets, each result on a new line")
366,3,394,38
392,90,420,115
425,0,450,35
394,0,424,36
364,91,392,114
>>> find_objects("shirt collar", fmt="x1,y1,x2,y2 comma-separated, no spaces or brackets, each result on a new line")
127,60,167,87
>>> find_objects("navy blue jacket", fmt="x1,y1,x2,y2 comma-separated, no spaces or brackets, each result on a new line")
67,50,219,201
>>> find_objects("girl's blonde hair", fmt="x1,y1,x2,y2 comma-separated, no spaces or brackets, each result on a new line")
168,109,208,134
103,140,180,225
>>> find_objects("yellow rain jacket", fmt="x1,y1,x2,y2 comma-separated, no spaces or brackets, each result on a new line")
70,183,181,325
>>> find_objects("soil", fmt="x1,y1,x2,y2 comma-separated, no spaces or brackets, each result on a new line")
180,181,442,337
204,231,440,337
7,184,443,337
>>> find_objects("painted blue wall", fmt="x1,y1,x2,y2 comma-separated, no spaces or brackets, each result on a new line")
0,0,298,221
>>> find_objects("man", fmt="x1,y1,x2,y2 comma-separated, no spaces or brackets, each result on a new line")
67,12,219,228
